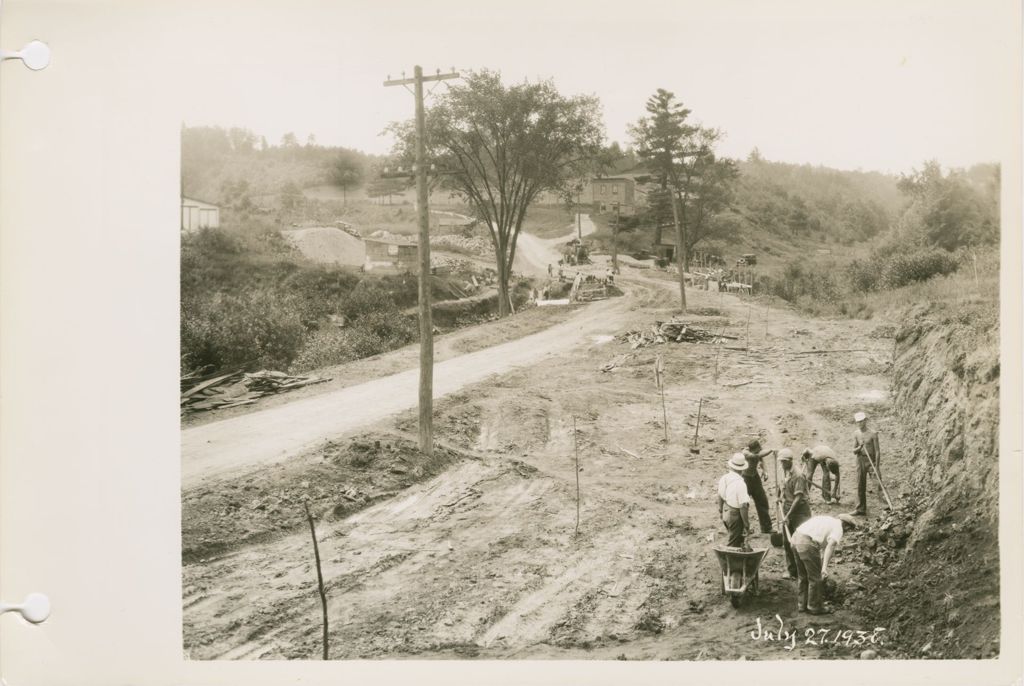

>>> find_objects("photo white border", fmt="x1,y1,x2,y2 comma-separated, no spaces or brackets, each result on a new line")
1,1,1020,684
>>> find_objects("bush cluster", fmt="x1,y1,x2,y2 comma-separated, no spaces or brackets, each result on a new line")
181,291,306,372
290,310,418,372
843,246,960,293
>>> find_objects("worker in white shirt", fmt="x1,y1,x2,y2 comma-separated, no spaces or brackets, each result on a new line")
717,453,753,548
791,514,857,614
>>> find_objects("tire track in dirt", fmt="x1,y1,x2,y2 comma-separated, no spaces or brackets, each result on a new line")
184,264,900,660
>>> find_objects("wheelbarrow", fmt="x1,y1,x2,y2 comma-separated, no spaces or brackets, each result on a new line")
713,543,770,608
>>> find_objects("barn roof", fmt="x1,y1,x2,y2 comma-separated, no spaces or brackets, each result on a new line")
181,196,220,208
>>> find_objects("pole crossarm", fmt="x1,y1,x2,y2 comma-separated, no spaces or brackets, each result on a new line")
384,71,460,87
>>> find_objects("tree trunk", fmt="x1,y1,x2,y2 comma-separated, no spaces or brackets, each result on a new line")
653,179,667,247
496,234,512,317
671,193,687,313
497,262,511,317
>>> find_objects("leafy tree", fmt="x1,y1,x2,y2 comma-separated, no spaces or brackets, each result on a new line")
330,149,365,204
280,180,302,211
280,132,299,148
366,175,408,205
388,69,604,316
630,90,692,261
897,160,999,250
630,89,735,311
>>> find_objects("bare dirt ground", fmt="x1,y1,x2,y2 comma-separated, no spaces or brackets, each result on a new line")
183,257,909,661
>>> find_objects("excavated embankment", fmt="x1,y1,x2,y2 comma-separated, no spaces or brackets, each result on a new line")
851,303,1000,658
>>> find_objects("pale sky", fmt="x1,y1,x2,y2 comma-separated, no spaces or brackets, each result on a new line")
172,0,1019,174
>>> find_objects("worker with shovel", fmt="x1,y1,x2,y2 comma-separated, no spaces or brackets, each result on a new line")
742,440,775,534
776,449,812,579
852,411,882,516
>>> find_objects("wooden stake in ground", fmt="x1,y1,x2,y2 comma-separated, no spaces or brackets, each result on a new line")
573,416,581,537
692,397,704,449
745,304,752,350
764,297,771,339
655,354,668,443
303,502,329,660
713,326,725,383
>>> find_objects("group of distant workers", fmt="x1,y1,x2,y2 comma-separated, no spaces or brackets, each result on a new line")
716,411,882,614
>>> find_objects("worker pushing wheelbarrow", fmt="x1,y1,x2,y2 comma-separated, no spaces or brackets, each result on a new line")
715,452,772,608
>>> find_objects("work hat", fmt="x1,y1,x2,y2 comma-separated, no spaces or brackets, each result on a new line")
728,453,748,471
837,514,859,529
777,448,794,462
747,439,762,452
854,411,867,422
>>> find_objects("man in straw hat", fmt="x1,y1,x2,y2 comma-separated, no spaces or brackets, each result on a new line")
717,453,753,548
778,448,812,579
791,513,858,614
852,411,881,516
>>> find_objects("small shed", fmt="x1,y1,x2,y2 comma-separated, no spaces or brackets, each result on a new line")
181,197,220,232
364,234,420,274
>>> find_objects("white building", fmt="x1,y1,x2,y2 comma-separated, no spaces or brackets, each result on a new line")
181,197,220,232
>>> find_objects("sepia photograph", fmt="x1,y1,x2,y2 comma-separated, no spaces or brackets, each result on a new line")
177,0,1009,662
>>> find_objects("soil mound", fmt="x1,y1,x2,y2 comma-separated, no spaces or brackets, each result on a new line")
282,226,366,266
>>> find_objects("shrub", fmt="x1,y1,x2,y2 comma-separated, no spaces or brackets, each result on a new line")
290,312,417,371
181,291,305,373
844,258,882,292
880,249,959,289
767,259,842,305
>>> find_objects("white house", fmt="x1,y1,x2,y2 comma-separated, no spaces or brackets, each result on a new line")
181,197,220,232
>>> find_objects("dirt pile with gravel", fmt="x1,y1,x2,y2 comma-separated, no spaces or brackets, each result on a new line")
281,226,366,266
846,303,1000,658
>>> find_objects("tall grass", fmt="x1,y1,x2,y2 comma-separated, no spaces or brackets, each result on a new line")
771,247,998,320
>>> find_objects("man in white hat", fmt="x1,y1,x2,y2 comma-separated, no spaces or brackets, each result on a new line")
717,453,752,548
791,513,858,614
778,448,812,578
852,411,881,516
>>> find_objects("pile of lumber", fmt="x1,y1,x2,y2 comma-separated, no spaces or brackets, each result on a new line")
618,320,738,349
181,370,329,414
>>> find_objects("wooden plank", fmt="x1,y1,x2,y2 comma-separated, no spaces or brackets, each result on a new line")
181,372,241,399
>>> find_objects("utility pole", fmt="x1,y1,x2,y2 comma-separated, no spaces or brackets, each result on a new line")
612,201,620,274
384,66,459,456
577,188,583,240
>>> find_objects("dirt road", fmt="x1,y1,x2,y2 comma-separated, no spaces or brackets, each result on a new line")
183,214,604,488
183,297,623,488
184,267,903,660
514,213,596,276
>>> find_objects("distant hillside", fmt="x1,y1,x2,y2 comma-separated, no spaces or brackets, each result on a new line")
181,126,380,210
726,156,902,248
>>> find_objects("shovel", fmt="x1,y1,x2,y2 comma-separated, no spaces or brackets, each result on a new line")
770,453,790,548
